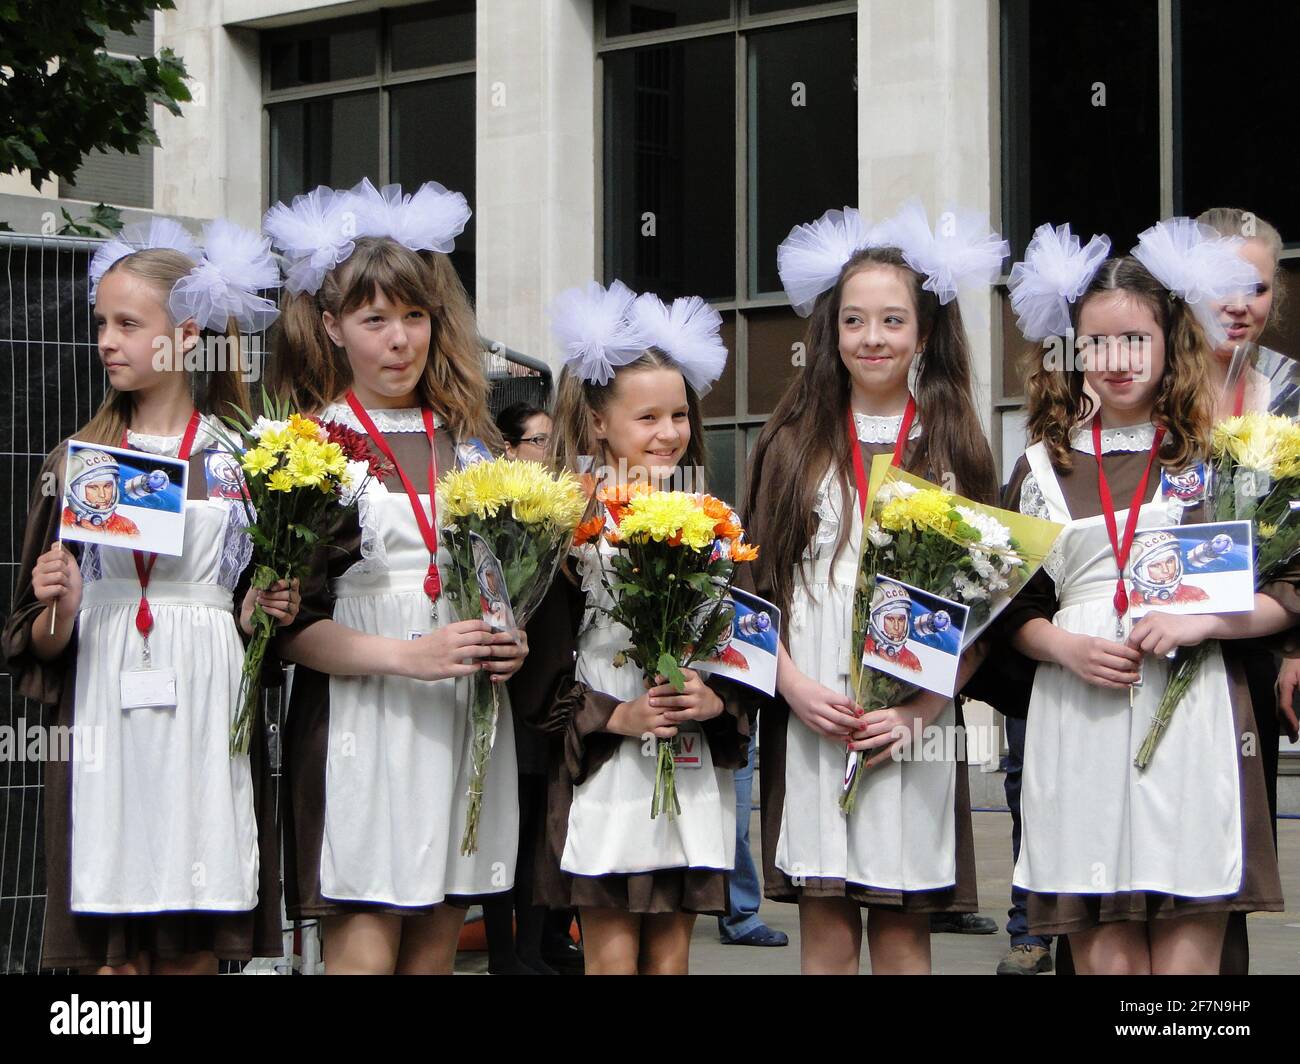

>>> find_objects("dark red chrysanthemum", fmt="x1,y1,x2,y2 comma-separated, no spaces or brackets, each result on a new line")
323,420,394,478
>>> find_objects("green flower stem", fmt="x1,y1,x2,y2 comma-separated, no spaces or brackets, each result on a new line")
1133,641,1214,770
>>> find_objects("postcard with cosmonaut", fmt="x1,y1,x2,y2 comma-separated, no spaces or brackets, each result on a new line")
862,576,970,698
1126,520,1255,618
695,587,781,696
468,530,519,639
202,448,250,501
59,441,188,556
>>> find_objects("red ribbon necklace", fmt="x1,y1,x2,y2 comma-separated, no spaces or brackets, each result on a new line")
1092,415,1165,637
345,391,442,609
848,395,916,519
121,409,202,653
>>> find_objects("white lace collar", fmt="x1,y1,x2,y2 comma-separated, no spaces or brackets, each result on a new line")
320,403,441,434
852,410,923,445
126,414,221,456
1070,419,1157,455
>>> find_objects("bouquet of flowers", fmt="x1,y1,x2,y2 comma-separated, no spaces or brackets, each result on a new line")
215,393,391,756
573,482,759,820
1135,411,1300,768
843,464,1058,813
437,457,588,855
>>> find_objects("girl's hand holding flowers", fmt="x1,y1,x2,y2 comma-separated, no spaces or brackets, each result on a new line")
239,578,300,636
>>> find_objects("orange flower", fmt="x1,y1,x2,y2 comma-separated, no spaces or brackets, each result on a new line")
572,514,606,546
730,542,759,562
701,495,731,520
714,519,743,540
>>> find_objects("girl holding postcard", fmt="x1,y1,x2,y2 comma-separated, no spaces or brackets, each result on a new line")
265,181,527,975
3,219,295,973
742,202,1003,974
522,280,748,975
1002,219,1295,974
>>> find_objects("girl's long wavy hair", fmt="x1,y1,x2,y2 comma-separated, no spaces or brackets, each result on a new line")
81,249,250,445
743,247,998,620
267,236,499,447
1023,255,1214,472
549,352,707,489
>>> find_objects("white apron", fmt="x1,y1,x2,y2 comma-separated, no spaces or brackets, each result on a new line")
317,408,518,906
776,454,959,892
1012,439,1242,896
70,421,258,913
560,537,736,877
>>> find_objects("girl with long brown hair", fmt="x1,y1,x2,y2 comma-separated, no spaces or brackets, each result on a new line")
743,202,1004,974
265,181,526,975
3,219,296,973
517,280,748,975
1002,219,1293,974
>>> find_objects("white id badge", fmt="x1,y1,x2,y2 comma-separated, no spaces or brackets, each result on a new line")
120,668,178,710
672,727,704,769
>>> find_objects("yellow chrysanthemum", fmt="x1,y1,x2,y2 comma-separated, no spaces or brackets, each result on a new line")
1259,522,1278,540
241,448,276,477
267,469,295,493
618,491,717,550
1213,411,1300,475
289,413,325,442
436,457,586,528
878,487,959,537
286,439,329,488
258,425,294,455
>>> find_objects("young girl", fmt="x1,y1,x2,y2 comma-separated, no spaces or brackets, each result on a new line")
520,280,748,975
3,218,295,974
743,202,1004,974
1197,207,1288,421
265,180,528,975
1198,206,1296,972
1002,218,1292,975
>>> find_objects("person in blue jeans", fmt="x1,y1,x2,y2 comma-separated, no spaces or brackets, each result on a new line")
997,714,1053,974
719,731,787,947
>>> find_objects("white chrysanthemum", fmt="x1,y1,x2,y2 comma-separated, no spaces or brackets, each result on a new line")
865,520,894,548
955,505,1012,550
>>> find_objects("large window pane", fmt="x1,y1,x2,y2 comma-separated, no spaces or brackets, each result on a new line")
702,311,738,417
267,20,378,90
390,1,476,71
1001,0,1159,259
746,306,805,415
603,36,737,300
748,16,857,296
390,77,477,297
605,1,732,37
1177,2,1300,245
705,427,737,504
748,0,838,15
269,92,380,204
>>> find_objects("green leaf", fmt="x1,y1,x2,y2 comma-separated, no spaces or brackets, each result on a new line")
656,653,686,692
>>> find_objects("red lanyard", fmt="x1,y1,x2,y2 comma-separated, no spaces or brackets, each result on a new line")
1232,371,1247,417
121,409,202,639
848,395,916,520
1092,416,1165,621
345,391,442,604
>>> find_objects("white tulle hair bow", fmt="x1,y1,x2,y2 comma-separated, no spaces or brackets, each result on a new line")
882,199,1009,306
349,178,471,254
263,185,357,295
88,217,200,301
1131,217,1262,346
777,207,892,316
629,292,729,395
548,280,648,387
1007,223,1112,341
168,219,283,333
